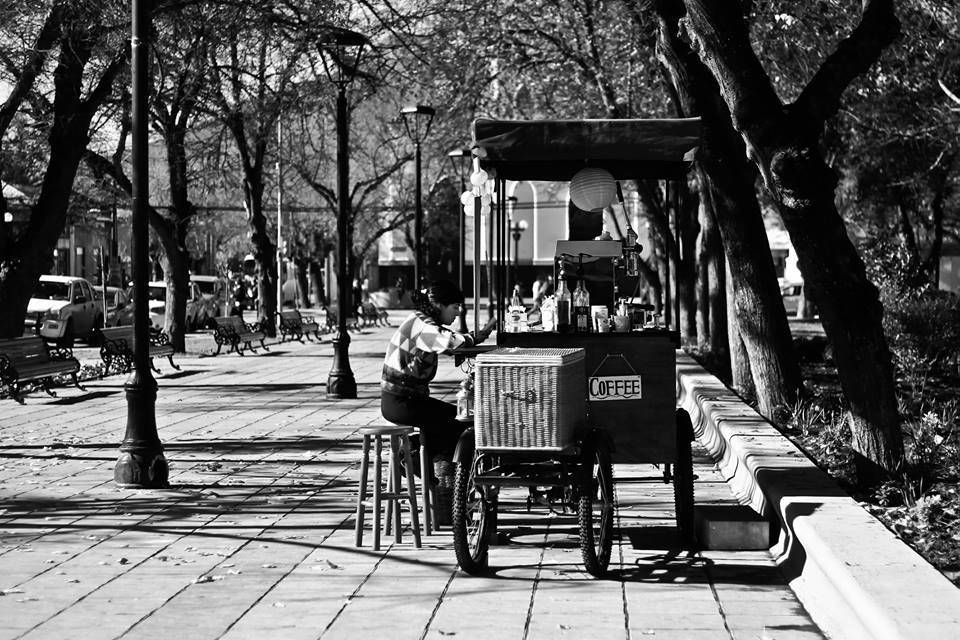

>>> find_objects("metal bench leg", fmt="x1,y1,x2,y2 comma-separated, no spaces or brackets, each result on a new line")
149,358,162,374
71,373,86,391
247,341,257,354
167,355,181,371
260,339,269,351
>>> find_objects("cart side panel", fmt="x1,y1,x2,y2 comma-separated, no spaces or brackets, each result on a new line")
497,333,676,463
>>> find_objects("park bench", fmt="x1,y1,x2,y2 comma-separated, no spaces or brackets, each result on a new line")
0,336,83,403
359,301,391,328
212,316,268,356
96,326,180,374
322,303,360,333
278,309,321,343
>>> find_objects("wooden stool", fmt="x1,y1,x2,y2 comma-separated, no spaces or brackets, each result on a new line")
354,425,422,550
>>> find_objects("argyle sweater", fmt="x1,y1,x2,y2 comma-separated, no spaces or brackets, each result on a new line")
381,311,476,399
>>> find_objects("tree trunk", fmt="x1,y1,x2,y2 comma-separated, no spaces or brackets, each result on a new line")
726,256,754,397
310,259,326,308
694,170,713,351
677,180,699,346
681,0,904,479
702,181,728,363
157,238,190,352
0,25,122,339
294,256,311,308
241,177,277,337
654,0,802,418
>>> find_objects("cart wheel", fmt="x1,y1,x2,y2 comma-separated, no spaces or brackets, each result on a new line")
673,408,696,545
452,452,495,574
579,438,614,577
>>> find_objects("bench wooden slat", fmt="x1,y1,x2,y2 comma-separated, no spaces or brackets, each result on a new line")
1,336,83,403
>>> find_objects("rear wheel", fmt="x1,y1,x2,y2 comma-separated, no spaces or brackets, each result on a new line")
673,408,696,545
452,453,495,574
579,439,615,577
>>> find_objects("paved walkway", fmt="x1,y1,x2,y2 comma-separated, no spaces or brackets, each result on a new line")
1,316,824,639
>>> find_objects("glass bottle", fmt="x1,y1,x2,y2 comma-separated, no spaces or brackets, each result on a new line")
508,284,526,332
556,270,571,333
624,225,640,277
573,278,591,332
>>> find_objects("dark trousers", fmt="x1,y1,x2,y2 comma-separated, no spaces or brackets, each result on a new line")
380,391,466,457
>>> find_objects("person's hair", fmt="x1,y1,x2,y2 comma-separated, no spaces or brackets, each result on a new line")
410,279,464,322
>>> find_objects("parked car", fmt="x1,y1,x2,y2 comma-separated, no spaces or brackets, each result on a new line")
26,275,103,341
780,280,804,316
190,274,227,327
102,286,134,327
147,280,203,331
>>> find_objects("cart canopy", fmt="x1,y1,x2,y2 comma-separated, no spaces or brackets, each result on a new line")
472,117,701,182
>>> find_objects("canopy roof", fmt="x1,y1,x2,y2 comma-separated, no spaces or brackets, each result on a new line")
472,117,701,181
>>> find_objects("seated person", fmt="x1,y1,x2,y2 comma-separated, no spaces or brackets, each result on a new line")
381,280,496,463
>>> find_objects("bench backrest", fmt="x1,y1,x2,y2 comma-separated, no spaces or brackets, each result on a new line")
279,310,300,322
0,336,51,365
100,326,134,343
214,316,247,332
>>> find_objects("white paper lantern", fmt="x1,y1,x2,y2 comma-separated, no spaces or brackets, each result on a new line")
569,167,616,212
470,169,488,187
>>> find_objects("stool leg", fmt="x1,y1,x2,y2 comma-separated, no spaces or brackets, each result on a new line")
400,434,422,548
419,428,433,535
372,435,382,551
385,448,394,538
390,434,403,543
354,434,371,547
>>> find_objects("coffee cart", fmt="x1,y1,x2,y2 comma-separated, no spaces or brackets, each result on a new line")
451,117,701,577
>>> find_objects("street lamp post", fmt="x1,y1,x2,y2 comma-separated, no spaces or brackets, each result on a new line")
400,105,435,289
318,28,369,400
447,149,471,293
448,149,471,332
115,0,167,488
510,218,528,295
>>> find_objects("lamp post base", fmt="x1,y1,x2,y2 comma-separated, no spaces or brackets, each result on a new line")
327,331,357,399
114,378,169,488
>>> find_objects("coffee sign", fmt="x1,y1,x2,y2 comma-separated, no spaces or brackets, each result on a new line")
588,375,642,401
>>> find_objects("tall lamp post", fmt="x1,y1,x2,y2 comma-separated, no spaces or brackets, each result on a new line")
447,148,471,294
509,219,528,295
400,105,435,289
318,27,369,400
115,0,167,488
448,148,471,332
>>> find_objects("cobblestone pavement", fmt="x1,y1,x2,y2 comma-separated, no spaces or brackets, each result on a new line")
0,316,824,639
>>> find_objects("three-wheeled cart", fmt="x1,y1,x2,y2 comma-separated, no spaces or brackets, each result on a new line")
450,117,702,577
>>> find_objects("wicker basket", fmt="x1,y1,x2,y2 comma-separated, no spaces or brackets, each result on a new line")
474,347,586,451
